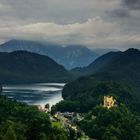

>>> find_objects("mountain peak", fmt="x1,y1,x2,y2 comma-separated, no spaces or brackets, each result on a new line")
125,48,140,54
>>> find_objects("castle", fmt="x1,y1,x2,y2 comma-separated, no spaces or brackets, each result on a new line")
103,96,116,109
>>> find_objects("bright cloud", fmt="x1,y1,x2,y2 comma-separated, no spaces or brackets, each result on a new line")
0,0,139,49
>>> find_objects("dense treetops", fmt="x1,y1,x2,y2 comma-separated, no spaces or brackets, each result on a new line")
54,80,140,113
54,80,140,139
79,104,140,140
0,87,67,140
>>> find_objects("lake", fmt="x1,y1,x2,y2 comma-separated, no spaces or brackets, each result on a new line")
1,83,65,108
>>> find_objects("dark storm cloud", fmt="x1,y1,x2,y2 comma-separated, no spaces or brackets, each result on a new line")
123,0,140,10
111,0,140,18
111,8,130,17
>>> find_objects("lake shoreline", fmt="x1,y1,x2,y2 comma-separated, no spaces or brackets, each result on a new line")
1,83,65,108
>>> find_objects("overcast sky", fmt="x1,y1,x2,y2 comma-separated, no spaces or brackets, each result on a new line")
0,0,140,49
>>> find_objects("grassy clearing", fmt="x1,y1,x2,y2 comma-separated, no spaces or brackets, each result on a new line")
51,121,62,128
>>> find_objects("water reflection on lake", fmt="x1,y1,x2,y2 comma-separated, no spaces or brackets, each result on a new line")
1,83,65,107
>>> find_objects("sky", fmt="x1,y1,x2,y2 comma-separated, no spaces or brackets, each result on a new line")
0,0,140,50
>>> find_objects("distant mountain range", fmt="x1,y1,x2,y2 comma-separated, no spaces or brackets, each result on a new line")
0,40,100,69
92,48,119,55
71,48,140,78
0,40,119,69
0,51,71,84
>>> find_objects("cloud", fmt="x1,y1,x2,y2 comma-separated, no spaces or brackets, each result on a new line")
109,0,140,20
0,0,139,50
123,0,140,10
0,17,114,45
0,0,99,24
0,16,140,49
111,8,130,17
0,0,122,24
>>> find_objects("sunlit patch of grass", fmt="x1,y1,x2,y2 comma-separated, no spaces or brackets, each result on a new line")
51,121,62,128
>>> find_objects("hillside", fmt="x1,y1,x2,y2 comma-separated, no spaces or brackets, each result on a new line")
71,48,140,92
0,40,99,69
70,51,121,76
53,48,140,140
79,105,140,140
87,48,140,74
54,48,140,113
59,45,98,69
0,51,71,84
92,48,119,55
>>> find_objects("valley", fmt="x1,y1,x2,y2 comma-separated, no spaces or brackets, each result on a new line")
0,46,140,140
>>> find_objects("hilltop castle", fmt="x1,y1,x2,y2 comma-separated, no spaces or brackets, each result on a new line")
103,96,116,109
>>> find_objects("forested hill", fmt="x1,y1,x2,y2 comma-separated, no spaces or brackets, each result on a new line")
87,48,140,74
72,48,140,73
0,51,71,84
53,48,140,140
53,48,140,113
71,48,140,93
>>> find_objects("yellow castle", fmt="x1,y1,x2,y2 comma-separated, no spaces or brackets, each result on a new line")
103,96,116,109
